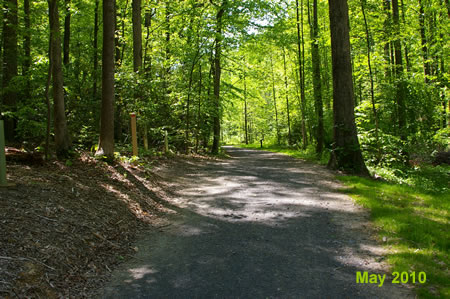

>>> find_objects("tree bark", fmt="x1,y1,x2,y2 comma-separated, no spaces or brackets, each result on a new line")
243,64,249,145
63,0,71,66
361,0,380,158
392,0,407,140
2,0,18,141
282,48,292,145
211,1,226,155
419,0,431,82
270,55,280,145
49,0,70,157
23,0,31,99
93,0,99,102
327,0,369,176
295,0,307,148
132,0,142,72
309,0,323,154
96,0,115,158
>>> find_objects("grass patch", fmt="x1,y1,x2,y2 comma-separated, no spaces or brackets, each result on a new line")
339,176,449,298
236,143,450,298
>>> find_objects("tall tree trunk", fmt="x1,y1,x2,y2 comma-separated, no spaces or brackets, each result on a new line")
392,0,407,140
97,0,115,158
2,0,18,141
243,63,249,145
143,8,153,75
93,0,99,102
132,0,142,72
195,64,202,152
361,0,380,158
270,55,280,145
49,0,70,157
295,0,307,148
63,0,71,66
23,0,31,100
327,0,369,176
383,0,392,80
282,48,292,145
211,2,226,155
419,0,431,82
309,0,323,154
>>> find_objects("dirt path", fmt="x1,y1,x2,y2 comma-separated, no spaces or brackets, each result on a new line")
100,147,413,298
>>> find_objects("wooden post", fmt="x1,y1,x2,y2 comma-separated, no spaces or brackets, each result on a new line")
130,113,138,156
164,130,169,153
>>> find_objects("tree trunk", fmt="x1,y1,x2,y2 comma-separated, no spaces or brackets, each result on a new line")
2,0,18,141
49,0,70,157
63,0,71,66
309,0,323,154
211,2,226,155
419,0,431,82
243,65,249,145
361,0,380,158
93,0,99,102
295,0,307,148
282,48,292,145
96,0,115,158
327,0,369,176
195,64,202,152
270,55,280,145
392,0,407,140
132,0,142,72
23,0,31,100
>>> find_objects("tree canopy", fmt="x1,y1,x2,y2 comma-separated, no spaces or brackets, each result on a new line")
0,0,448,173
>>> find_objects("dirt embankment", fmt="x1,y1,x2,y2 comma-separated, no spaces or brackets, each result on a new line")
0,152,172,298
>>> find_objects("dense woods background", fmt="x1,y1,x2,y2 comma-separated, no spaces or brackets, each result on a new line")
0,0,448,172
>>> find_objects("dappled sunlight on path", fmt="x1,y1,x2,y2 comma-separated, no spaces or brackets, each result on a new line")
101,147,413,298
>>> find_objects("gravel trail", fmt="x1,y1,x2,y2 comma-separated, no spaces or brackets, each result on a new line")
101,146,413,298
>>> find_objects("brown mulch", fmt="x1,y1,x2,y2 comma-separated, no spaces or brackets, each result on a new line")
0,151,173,298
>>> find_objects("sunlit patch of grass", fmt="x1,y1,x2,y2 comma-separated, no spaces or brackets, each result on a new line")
338,176,449,298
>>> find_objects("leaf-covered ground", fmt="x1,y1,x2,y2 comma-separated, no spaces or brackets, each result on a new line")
0,151,172,297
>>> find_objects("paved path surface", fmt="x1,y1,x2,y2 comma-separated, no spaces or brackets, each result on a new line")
101,147,412,298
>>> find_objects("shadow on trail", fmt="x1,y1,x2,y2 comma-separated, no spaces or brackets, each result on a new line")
101,147,412,298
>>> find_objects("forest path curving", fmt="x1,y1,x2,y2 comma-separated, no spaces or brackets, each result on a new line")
100,146,413,298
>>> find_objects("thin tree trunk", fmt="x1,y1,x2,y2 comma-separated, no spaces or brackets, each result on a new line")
23,0,31,99
243,64,249,145
93,0,99,102
361,0,380,158
419,0,431,82
270,55,280,145
309,0,324,154
96,0,115,158
143,8,153,75
44,32,52,160
63,0,71,66
327,0,369,176
282,48,292,145
296,0,307,148
49,0,70,157
392,0,407,140
2,0,18,141
211,2,226,154
132,0,142,72
195,64,202,152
